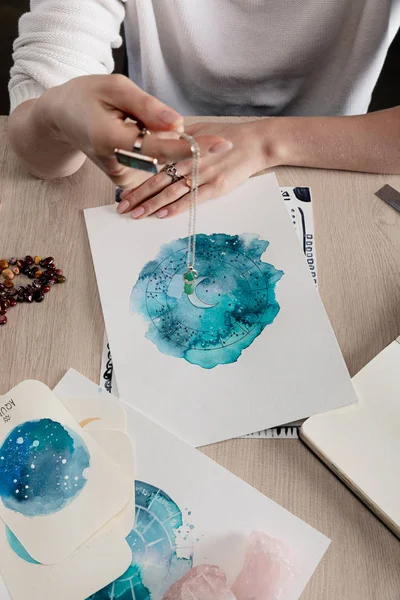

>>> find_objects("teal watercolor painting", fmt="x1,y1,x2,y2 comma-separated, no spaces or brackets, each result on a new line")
130,233,284,369
6,480,193,599
90,481,193,599
0,419,90,516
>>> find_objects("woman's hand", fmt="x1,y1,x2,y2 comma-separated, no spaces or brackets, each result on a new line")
9,75,230,184
116,120,278,219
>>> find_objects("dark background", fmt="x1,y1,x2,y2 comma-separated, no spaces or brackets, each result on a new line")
1,1,399,115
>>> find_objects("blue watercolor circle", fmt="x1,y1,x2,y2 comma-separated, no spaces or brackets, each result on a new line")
0,419,90,516
89,481,193,600
131,233,284,369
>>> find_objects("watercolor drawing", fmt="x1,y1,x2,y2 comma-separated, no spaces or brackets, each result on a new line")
0,419,90,516
89,481,194,600
131,234,284,369
5,527,39,565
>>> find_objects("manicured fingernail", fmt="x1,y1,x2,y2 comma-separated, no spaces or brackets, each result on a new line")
117,200,130,214
132,206,145,219
157,209,168,218
159,110,183,128
209,140,233,154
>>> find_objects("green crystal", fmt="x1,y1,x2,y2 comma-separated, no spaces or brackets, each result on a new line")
184,271,196,282
184,281,195,295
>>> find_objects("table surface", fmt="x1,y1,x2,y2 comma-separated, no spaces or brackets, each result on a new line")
1,115,400,599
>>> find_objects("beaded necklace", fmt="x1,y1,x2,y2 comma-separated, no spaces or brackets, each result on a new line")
0,256,66,326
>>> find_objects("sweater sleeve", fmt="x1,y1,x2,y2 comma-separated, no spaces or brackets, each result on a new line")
9,0,127,113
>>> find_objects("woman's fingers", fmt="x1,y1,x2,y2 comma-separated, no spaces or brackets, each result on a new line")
155,183,217,219
117,158,193,211
124,179,191,219
142,135,232,164
106,75,184,133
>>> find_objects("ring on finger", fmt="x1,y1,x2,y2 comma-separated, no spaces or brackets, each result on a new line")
133,122,150,153
160,163,185,184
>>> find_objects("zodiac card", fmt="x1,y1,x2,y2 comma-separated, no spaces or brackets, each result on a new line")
85,173,357,446
0,427,134,600
0,381,131,564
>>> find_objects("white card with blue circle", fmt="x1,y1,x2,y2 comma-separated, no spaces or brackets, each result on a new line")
0,380,131,564
0,427,134,600
85,172,357,446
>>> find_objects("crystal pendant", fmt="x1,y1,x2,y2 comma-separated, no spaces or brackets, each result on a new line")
183,269,198,295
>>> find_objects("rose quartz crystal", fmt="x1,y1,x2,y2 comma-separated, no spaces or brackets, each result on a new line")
231,531,296,600
163,564,236,600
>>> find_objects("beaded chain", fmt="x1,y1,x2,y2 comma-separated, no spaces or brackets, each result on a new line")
0,256,66,326
179,132,201,295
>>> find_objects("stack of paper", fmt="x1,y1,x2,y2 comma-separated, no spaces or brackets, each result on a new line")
0,380,134,600
0,370,330,599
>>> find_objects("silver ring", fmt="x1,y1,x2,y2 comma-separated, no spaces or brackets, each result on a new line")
160,163,185,184
133,125,150,153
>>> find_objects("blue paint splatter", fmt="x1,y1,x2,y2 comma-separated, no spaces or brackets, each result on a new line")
5,527,40,564
0,419,90,516
89,481,193,600
131,233,284,369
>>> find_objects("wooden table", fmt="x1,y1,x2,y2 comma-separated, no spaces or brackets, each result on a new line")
1,116,400,599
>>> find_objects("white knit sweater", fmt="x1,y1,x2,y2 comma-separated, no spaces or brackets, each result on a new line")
9,0,400,116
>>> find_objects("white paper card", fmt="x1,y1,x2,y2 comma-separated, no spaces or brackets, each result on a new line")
85,173,356,446
0,381,131,564
49,369,330,600
0,429,133,600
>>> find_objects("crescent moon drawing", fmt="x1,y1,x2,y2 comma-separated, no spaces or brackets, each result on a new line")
187,276,219,309
79,417,101,428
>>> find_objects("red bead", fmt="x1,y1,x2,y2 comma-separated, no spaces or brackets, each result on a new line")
0,315,7,325
43,285,51,293
9,298,17,307
25,255,34,265
54,269,63,276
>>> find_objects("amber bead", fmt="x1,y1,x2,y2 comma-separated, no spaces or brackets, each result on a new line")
4,280,14,289
2,269,14,280
9,298,17,307
0,260,9,269
55,275,66,284
16,260,22,268
34,255,41,265
34,271,43,279
43,285,51,293
9,257,17,265
12,267,20,275
0,315,7,325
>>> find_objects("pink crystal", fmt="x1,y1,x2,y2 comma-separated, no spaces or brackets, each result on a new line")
163,564,237,600
231,531,296,600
